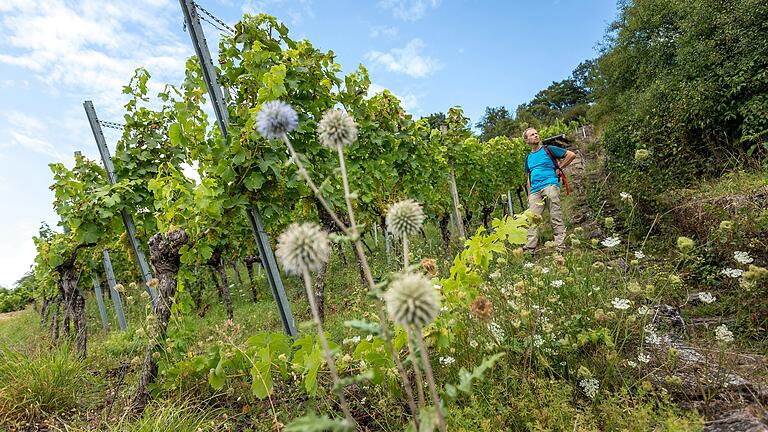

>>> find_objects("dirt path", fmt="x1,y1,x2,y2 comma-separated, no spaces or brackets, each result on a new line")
0,307,29,322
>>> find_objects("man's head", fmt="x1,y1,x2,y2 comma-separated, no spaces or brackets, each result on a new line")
523,128,540,146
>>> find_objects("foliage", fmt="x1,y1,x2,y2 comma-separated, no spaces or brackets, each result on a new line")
591,0,768,193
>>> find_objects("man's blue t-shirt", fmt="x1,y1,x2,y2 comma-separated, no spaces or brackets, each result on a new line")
524,145,567,193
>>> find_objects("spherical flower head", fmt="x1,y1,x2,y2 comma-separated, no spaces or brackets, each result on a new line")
255,101,298,139
386,199,425,238
470,295,493,320
114,283,125,293
128,282,137,290
148,278,160,289
719,220,733,231
276,223,330,275
317,109,357,149
384,272,440,328
676,236,695,252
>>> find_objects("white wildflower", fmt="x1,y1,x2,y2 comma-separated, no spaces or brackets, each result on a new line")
439,356,455,366
698,292,716,304
489,321,506,343
541,267,550,274
721,267,744,278
489,270,501,279
611,298,631,310
620,192,632,201
627,360,638,368
533,334,544,348
734,251,753,265
523,262,534,269
579,378,599,399
551,279,564,288
469,340,478,349
634,251,646,260
638,353,650,363
601,236,621,248
636,305,650,316
714,324,734,344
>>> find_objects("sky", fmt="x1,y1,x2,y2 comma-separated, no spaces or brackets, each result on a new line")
0,0,619,288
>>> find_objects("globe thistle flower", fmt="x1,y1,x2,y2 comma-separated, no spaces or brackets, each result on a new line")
386,199,425,238
317,109,357,149
719,220,733,231
148,278,160,289
384,272,440,328
114,283,125,293
676,236,695,252
470,296,493,319
743,265,768,282
276,223,330,275
128,282,137,290
255,101,298,139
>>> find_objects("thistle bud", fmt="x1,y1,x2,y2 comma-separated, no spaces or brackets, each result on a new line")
386,199,425,238
317,109,358,149
384,273,440,328
255,101,298,139
148,278,160,289
276,223,330,275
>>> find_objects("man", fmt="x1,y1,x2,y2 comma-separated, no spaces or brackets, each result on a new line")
522,127,576,253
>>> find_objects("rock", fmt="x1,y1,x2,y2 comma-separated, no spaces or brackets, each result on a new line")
704,405,768,432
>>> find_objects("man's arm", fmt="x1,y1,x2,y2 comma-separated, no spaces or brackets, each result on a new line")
559,150,576,169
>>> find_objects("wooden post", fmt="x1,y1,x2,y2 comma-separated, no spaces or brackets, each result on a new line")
449,167,465,240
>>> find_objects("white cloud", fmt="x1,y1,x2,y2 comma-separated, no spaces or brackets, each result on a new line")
369,25,399,39
1,111,69,160
379,0,441,21
0,221,38,288
365,39,441,78
0,0,189,117
368,83,419,112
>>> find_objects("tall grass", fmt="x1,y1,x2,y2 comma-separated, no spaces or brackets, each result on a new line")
0,345,100,427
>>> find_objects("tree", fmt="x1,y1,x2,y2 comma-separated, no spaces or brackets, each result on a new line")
476,106,519,141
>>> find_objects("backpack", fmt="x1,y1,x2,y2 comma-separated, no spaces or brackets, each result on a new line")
527,145,570,195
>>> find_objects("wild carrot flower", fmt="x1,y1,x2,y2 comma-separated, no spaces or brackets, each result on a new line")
611,298,631,310
721,268,743,278
421,258,437,276
698,292,716,304
733,251,753,265
634,251,645,260
551,279,565,288
384,273,440,328
317,109,358,149
276,223,330,275
715,324,734,344
601,236,621,248
470,296,493,319
638,353,650,363
255,101,298,139
386,199,425,238
579,378,599,399
488,321,506,343
619,192,632,201
438,356,455,366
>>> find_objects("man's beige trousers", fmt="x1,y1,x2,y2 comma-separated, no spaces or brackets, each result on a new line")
525,185,566,250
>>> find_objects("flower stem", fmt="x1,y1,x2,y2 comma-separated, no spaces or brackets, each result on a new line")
406,329,426,409
302,271,354,426
403,235,410,270
414,325,447,432
281,135,348,231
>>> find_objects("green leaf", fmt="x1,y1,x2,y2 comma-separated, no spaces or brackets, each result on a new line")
343,319,381,336
208,360,225,390
444,353,505,400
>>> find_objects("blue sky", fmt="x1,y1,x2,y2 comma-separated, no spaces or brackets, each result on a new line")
0,0,618,287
